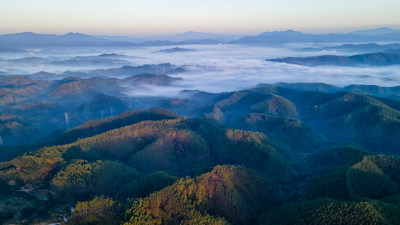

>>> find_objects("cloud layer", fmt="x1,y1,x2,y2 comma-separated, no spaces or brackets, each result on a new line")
1,44,400,96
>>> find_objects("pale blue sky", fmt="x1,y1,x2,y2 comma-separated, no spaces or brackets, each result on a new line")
0,0,399,35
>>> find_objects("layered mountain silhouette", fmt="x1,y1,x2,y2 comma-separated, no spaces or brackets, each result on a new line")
233,27,400,45
3,27,400,225
1,27,400,48
0,70,183,147
0,32,135,47
1,74,400,224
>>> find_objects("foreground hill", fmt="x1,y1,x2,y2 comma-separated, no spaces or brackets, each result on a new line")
0,109,297,224
71,152,400,225
260,197,400,225
1,81,400,224
1,108,400,224
124,165,281,225
259,152,400,225
0,116,295,183
49,108,182,145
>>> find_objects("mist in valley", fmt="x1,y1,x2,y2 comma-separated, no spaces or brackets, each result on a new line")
1,44,400,98
1,2,400,223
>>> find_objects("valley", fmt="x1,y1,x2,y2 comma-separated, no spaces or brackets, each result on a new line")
1,27,400,224
1,79,400,224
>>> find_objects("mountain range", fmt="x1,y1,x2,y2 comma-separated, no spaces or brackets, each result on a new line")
2,28,400,224
232,27,400,45
1,27,400,48
2,101,400,224
97,31,245,42
0,32,135,48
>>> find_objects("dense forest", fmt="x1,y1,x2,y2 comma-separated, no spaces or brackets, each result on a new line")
1,80,400,224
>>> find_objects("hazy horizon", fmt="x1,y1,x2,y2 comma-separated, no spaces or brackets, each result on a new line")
2,2,400,225
2,26,400,37
1,0,400,35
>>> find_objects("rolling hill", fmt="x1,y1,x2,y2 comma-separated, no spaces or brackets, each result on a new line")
1,106,400,224
204,87,400,155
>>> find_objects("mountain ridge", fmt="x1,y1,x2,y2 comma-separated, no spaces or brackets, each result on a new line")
233,27,400,45
2,27,400,47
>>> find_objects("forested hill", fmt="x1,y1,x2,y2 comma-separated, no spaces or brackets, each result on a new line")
2,106,400,224
1,83,400,224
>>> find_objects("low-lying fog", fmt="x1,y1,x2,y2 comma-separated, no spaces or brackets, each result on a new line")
1,44,400,96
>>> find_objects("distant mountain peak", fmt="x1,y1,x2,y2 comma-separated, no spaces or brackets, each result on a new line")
182,31,214,35
11,32,40,37
183,31,199,34
283,29,298,33
65,32,91,37
233,27,400,45
350,27,399,36
373,27,396,31
258,29,304,37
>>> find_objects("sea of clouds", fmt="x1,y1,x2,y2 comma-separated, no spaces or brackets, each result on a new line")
1,44,400,97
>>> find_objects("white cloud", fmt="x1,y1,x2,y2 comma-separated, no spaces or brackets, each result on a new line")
2,44,400,96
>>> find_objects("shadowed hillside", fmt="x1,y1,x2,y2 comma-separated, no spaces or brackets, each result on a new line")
205,87,400,155
1,107,400,224
124,165,282,225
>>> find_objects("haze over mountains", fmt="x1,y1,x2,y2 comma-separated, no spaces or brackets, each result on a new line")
97,31,245,43
0,32,225,48
232,27,400,45
2,26,400,225
0,32,134,48
1,27,400,48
